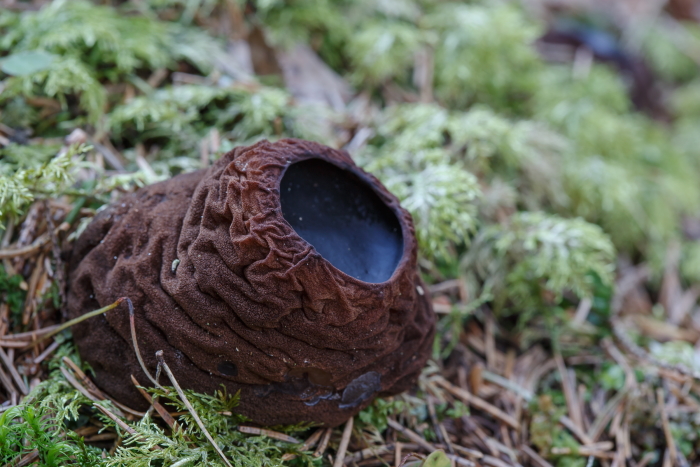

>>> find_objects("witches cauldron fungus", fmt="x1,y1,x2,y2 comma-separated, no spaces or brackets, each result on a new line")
66,139,435,427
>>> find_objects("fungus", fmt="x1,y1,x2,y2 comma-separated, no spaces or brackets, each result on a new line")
66,139,435,427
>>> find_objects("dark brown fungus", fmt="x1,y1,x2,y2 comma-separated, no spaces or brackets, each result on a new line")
66,139,435,427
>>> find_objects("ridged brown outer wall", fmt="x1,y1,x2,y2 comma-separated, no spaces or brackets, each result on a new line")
66,139,435,427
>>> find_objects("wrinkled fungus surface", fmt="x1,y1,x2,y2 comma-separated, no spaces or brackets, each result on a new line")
280,158,403,283
66,139,435,427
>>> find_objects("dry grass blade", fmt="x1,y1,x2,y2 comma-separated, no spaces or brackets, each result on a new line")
155,350,233,467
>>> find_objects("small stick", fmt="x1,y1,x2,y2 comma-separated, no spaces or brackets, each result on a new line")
657,388,678,464
314,427,333,457
333,417,354,467
238,426,299,443
156,350,233,467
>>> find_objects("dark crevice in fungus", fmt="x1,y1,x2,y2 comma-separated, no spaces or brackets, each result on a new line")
280,159,403,283
66,139,435,427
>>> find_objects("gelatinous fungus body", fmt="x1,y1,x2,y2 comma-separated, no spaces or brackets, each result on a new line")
66,139,435,427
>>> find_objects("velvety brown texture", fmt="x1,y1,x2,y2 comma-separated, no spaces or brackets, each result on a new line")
66,139,434,427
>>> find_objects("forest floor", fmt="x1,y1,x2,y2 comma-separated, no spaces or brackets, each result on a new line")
3,0,700,466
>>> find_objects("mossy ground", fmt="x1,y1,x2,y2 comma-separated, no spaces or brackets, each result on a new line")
2,0,700,465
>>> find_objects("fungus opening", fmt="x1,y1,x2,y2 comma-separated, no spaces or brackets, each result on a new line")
280,159,403,283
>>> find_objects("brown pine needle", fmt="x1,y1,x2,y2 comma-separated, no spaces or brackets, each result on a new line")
131,375,179,430
238,425,299,443
126,298,164,390
314,427,333,458
434,377,520,430
387,418,435,452
0,347,27,395
60,366,100,404
332,416,354,467
657,388,678,464
94,403,160,450
6,298,126,348
156,350,233,467
281,427,324,461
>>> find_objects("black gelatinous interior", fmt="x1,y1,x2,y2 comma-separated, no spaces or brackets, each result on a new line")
280,159,403,283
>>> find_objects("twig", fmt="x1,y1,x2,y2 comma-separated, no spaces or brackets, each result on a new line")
156,350,233,467
333,417,354,467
